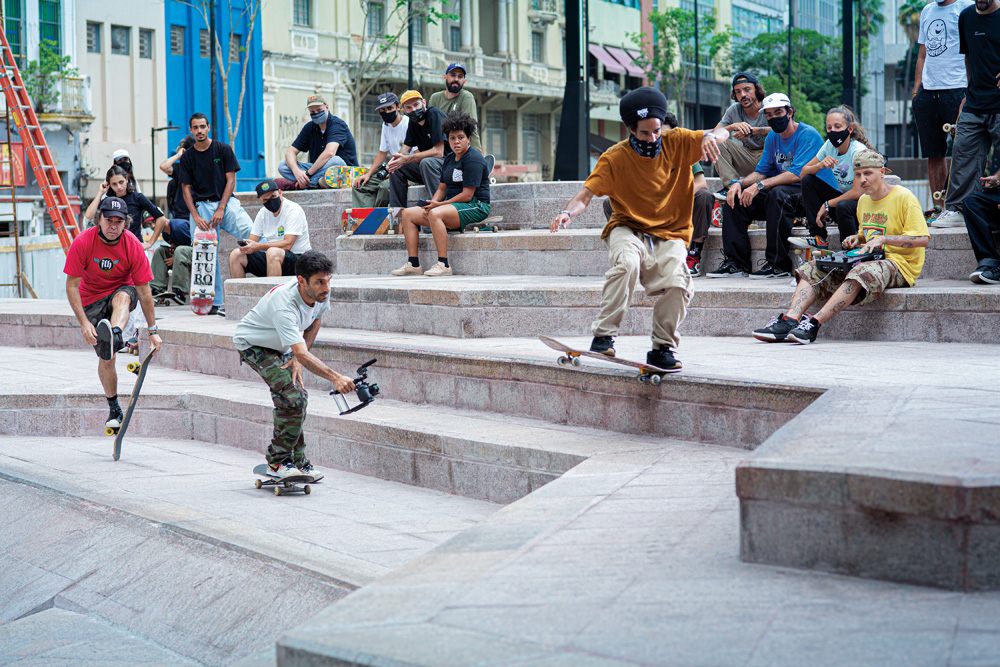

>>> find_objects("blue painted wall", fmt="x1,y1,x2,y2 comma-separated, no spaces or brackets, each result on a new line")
164,0,264,192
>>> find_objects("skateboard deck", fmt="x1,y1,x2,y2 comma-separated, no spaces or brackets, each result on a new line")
252,463,316,496
538,336,680,384
341,207,403,235
190,228,218,315
324,165,368,189
108,347,156,460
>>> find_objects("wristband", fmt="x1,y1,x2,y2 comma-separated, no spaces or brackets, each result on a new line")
730,179,740,186
559,210,571,217
148,326,158,335
824,201,830,213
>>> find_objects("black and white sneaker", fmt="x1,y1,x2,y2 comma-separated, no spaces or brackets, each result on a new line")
590,335,616,357
647,347,682,371
971,264,1000,285
705,258,749,278
712,188,729,202
752,313,804,342
296,462,324,482
95,319,114,360
749,262,792,279
106,405,123,430
268,460,302,479
787,317,821,344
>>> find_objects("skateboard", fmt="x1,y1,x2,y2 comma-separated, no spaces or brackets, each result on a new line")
465,215,504,233
323,165,368,189
943,123,957,135
341,206,404,235
108,347,156,461
190,227,218,315
252,463,316,496
538,335,679,384
153,290,185,307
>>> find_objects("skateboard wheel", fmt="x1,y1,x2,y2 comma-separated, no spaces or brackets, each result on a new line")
570,356,581,367
274,486,282,496
650,374,662,385
127,362,140,373
304,485,311,495
639,374,650,384
557,356,569,366
255,479,263,489
105,427,116,436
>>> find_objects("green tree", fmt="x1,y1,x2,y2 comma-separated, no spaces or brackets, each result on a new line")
22,39,78,114
629,8,737,127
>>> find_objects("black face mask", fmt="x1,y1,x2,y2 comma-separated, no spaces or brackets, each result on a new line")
767,115,791,134
629,134,661,159
827,128,851,148
407,108,427,123
116,160,132,173
262,197,282,214
379,109,398,124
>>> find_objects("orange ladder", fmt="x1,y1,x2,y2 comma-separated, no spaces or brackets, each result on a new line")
0,31,79,254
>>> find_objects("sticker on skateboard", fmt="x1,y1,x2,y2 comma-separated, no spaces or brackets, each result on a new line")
190,227,218,315
538,335,680,384
253,463,316,496
341,207,404,235
108,347,156,460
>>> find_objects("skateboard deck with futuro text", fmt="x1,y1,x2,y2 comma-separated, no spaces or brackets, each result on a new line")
190,227,218,315
538,336,680,384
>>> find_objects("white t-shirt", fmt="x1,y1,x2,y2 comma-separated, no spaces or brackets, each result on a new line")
814,139,867,192
379,116,410,155
250,198,311,254
919,0,974,90
233,277,330,353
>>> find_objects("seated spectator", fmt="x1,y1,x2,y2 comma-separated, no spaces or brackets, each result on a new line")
388,90,449,207
148,217,193,302
391,112,490,277
960,167,1000,284
230,179,312,278
353,92,408,208
278,94,358,189
707,92,825,279
752,150,928,344
84,165,167,245
712,73,769,197
790,105,870,252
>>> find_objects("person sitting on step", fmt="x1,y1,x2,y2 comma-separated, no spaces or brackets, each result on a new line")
550,86,729,371
231,179,312,279
391,112,491,277
752,150,928,345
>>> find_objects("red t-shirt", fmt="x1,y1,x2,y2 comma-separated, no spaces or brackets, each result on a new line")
63,226,153,306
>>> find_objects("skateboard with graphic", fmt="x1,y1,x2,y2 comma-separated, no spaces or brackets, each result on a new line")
190,228,218,315
108,347,156,460
253,463,317,496
538,336,680,384
340,206,404,235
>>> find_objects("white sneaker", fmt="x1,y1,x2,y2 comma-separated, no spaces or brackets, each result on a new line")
390,262,422,276
930,210,965,228
423,261,453,276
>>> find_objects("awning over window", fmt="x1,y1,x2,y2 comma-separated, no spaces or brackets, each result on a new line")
605,45,645,79
588,44,626,75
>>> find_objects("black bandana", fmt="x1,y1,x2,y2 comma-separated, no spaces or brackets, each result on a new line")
629,135,661,159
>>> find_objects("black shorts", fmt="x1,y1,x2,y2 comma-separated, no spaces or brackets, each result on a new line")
913,87,965,158
82,286,138,328
245,249,299,277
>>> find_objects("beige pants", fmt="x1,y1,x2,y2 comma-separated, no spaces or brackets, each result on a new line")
592,225,693,350
715,140,763,184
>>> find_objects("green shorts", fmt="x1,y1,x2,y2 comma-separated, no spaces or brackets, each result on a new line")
451,198,491,231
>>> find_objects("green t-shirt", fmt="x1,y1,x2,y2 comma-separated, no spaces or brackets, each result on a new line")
428,89,482,152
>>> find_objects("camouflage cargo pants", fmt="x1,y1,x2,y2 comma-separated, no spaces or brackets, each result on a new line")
239,346,311,468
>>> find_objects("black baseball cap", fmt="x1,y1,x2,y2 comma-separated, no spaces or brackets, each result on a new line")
732,72,760,87
375,92,399,110
256,178,279,197
99,196,128,219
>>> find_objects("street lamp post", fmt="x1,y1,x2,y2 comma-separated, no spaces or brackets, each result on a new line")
209,0,218,140
151,125,181,203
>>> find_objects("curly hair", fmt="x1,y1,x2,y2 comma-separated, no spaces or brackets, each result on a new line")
105,165,135,194
442,111,478,140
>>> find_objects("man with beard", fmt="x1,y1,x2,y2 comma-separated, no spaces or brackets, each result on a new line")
233,251,356,479
387,90,450,207
428,63,482,151
64,196,163,432
353,92,409,208
712,72,769,197
279,94,359,189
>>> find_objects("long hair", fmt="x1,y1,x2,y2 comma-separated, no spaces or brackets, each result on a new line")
105,164,136,195
826,105,872,149
731,82,766,104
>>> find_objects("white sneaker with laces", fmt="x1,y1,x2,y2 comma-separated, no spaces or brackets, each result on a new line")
930,210,965,228
423,261,453,276
390,262,422,276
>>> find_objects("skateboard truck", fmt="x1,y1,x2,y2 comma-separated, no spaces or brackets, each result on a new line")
330,358,380,414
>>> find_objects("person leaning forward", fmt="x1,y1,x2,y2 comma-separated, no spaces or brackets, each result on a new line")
353,92,409,208
550,87,729,371
230,179,312,279
387,90,449,207
713,72,770,193
279,93,359,190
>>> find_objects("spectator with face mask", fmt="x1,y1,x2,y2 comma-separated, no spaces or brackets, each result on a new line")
352,92,409,208
387,90,449,207
278,94,359,189
111,149,140,192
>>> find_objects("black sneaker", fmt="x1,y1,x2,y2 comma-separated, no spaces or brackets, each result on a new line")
749,261,792,279
712,187,729,202
705,258,749,278
590,335,616,357
752,313,803,342
112,327,125,355
209,305,226,316
971,264,1000,285
787,317,820,344
647,347,682,371
172,292,187,305
95,319,114,360
106,405,124,430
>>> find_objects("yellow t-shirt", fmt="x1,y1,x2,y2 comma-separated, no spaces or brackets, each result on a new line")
857,185,929,286
584,128,704,244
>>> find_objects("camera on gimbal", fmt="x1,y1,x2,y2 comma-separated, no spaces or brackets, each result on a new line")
330,358,381,415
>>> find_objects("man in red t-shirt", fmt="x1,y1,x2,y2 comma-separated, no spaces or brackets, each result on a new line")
64,196,163,430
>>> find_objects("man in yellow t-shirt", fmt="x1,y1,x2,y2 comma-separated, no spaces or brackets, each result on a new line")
550,87,729,370
752,150,929,345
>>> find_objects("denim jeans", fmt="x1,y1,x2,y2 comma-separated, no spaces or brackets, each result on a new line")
278,156,347,188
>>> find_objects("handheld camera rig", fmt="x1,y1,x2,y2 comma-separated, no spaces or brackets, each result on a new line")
330,358,381,415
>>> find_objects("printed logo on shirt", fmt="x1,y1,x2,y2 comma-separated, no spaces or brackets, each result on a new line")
833,164,850,180
277,226,285,237
926,19,948,57
93,256,121,276
860,211,889,240
452,169,464,182
774,152,794,171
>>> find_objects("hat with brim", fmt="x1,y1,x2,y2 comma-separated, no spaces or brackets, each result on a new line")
853,149,892,173
375,92,399,110
306,93,327,108
761,93,791,110
256,178,279,197
400,90,423,105
99,196,128,219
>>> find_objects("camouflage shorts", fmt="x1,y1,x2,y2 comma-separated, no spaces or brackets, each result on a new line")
238,346,310,468
796,258,909,306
